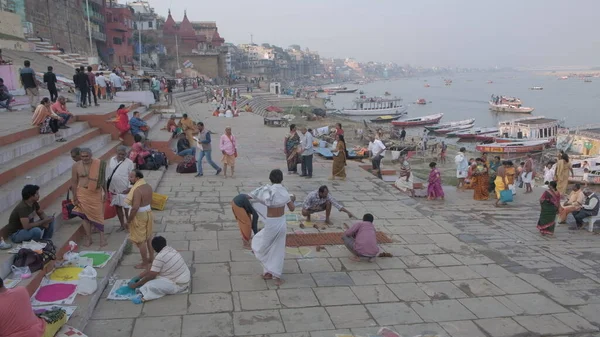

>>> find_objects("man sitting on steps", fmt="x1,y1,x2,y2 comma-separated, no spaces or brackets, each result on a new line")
6,184,55,243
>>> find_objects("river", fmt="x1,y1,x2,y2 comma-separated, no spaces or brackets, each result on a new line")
326,72,599,128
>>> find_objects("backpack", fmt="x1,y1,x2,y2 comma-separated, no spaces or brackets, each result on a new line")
151,151,169,169
138,155,160,170
13,249,43,272
177,155,197,173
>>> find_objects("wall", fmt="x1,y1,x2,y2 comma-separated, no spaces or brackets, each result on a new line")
0,10,24,39
185,54,219,78
24,0,89,54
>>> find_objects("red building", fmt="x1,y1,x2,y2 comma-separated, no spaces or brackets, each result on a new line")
104,3,134,65
162,10,225,54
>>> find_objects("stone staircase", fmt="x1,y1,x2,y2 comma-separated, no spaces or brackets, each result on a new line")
0,101,165,330
27,37,91,69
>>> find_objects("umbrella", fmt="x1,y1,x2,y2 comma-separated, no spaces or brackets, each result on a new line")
266,106,283,113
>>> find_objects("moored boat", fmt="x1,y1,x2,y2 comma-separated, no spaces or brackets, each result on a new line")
392,113,444,127
435,124,474,134
530,86,544,90
451,127,499,139
339,96,407,116
323,86,358,94
494,116,562,142
415,98,427,105
475,140,551,153
370,115,402,123
426,118,475,131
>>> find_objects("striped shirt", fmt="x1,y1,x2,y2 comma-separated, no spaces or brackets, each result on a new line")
151,246,190,284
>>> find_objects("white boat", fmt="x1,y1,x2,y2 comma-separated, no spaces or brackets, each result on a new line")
391,113,444,127
489,102,534,113
339,96,407,116
426,118,475,130
495,116,562,142
448,127,499,139
530,86,544,90
435,124,474,134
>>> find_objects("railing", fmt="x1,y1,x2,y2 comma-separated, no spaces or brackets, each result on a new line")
92,31,106,41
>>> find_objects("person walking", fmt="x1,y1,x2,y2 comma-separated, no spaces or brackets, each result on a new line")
107,146,136,232
76,66,90,108
20,60,38,111
284,124,300,174
219,126,237,178
96,72,107,100
43,66,58,102
194,122,222,177
87,66,99,106
331,134,347,180
299,127,314,178
537,181,560,236
369,134,386,179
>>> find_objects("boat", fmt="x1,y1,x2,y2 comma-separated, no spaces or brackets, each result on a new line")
449,127,499,139
493,116,562,143
475,140,551,153
444,79,452,86
323,86,358,94
426,118,475,131
415,98,427,105
490,95,522,107
391,113,444,127
339,96,407,116
370,115,401,123
424,84,430,88
487,80,494,84
584,79,592,83
475,134,497,142
435,124,474,134
384,92,391,96
530,86,544,90
489,102,534,113
558,76,569,80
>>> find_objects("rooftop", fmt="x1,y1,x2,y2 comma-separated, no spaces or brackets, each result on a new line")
500,116,560,126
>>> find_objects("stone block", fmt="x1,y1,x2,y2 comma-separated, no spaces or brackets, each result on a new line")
400,255,435,268
513,315,574,335
504,293,569,315
132,316,182,337
377,269,417,283
91,299,142,319
453,279,505,297
426,254,462,266
311,272,354,287
278,288,320,308
392,323,447,337
407,267,452,282
84,319,134,337
410,300,476,322
348,271,385,285
458,297,516,318
280,307,335,332
194,250,231,263
474,318,528,337
387,283,430,301
553,312,599,333
326,305,377,328
314,286,360,306
182,313,233,337
192,273,232,293
231,275,268,291
188,293,233,314
365,302,423,325
440,320,487,337
297,258,334,273
239,290,281,310
486,276,538,294
350,285,398,304
142,294,188,316
418,281,469,299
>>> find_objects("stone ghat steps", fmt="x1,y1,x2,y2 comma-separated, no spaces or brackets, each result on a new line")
2,50,79,78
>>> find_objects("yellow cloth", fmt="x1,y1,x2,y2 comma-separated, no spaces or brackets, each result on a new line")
126,178,153,243
42,314,67,337
555,159,570,194
125,178,146,206
332,140,346,178
494,175,507,199
73,181,104,231
32,104,52,126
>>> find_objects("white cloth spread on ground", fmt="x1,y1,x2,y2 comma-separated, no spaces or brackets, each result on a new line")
107,156,135,207
249,184,291,278
139,276,188,301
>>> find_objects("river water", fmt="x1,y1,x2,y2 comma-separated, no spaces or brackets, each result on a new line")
326,72,599,128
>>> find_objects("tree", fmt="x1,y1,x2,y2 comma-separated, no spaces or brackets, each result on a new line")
261,43,271,48
289,44,301,50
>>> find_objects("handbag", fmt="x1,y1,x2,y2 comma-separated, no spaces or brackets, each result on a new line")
104,193,117,220
62,190,76,220
500,189,514,203
508,183,516,195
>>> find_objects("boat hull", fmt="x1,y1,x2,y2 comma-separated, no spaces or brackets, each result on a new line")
489,102,534,113
340,106,407,116
456,130,499,139
392,113,444,127
476,141,550,153
435,124,474,134
427,118,475,130
370,116,401,123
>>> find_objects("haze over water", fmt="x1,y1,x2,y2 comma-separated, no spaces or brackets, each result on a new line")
329,72,600,128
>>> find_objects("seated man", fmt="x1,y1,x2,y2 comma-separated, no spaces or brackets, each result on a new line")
7,185,54,243
0,277,67,337
343,213,380,262
558,183,585,224
51,96,73,128
129,110,149,140
176,132,195,157
0,77,13,111
570,188,599,230
129,236,190,304
302,185,355,224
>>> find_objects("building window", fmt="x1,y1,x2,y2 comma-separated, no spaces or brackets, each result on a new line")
148,21,153,28
113,37,122,45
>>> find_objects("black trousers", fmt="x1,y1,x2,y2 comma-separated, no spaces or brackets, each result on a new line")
372,155,382,178
87,85,97,105
574,209,595,226
79,86,88,106
49,118,59,133
48,87,58,102
301,154,313,176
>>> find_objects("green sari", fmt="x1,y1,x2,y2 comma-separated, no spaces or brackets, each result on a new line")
537,189,560,235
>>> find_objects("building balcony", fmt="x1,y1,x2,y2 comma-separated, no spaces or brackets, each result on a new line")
85,11,105,24
92,31,106,42
107,21,130,33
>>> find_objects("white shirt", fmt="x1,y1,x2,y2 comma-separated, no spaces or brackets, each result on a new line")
582,193,599,211
110,73,122,88
370,139,386,157
96,76,106,87
301,132,314,156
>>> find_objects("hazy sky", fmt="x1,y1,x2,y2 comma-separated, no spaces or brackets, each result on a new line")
142,0,599,68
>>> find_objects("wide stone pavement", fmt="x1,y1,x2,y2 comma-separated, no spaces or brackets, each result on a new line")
84,102,600,337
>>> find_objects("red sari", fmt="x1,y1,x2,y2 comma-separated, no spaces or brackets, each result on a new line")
114,108,130,133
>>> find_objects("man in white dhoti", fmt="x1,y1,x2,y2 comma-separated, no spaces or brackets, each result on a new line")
248,169,295,286
128,236,190,304
455,147,469,189
107,146,135,231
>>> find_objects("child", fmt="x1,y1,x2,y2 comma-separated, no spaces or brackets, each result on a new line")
583,168,590,187
342,213,379,262
517,162,525,188
544,162,555,185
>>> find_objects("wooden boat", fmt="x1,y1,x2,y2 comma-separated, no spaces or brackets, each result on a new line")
424,84,430,88
339,96,407,116
392,113,444,127
435,124,474,134
495,116,562,142
415,98,427,105
530,86,544,90
584,79,592,83
426,118,475,131
323,86,358,94
475,140,551,153
475,134,496,142
451,127,499,139
489,102,534,113
370,115,401,123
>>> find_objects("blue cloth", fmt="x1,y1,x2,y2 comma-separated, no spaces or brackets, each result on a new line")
129,117,147,136
500,190,513,203
116,285,137,296
196,150,220,175
10,218,54,243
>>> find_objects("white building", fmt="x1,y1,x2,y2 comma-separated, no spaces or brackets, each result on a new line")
128,1,158,30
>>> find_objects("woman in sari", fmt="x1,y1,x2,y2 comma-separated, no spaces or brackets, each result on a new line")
427,162,444,200
330,134,347,180
463,161,476,189
537,181,560,236
472,158,490,201
31,97,65,142
249,169,295,286
114,104,131,141
505,161,516,186
129,134,151,167
554,153,572,194
495,161,509,207
395,154,414,196
284,124,300,174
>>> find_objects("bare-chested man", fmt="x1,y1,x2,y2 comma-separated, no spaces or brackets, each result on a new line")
71,147,107,247
125,170,154,269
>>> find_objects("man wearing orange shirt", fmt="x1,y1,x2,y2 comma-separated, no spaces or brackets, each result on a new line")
51,96,73,129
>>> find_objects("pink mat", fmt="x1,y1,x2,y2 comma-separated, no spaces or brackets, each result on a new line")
34,283,77,302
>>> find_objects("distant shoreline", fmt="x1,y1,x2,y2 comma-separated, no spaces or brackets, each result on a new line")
535,70,600,76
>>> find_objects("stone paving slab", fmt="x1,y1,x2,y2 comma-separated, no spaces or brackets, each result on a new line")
84,100,600,336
